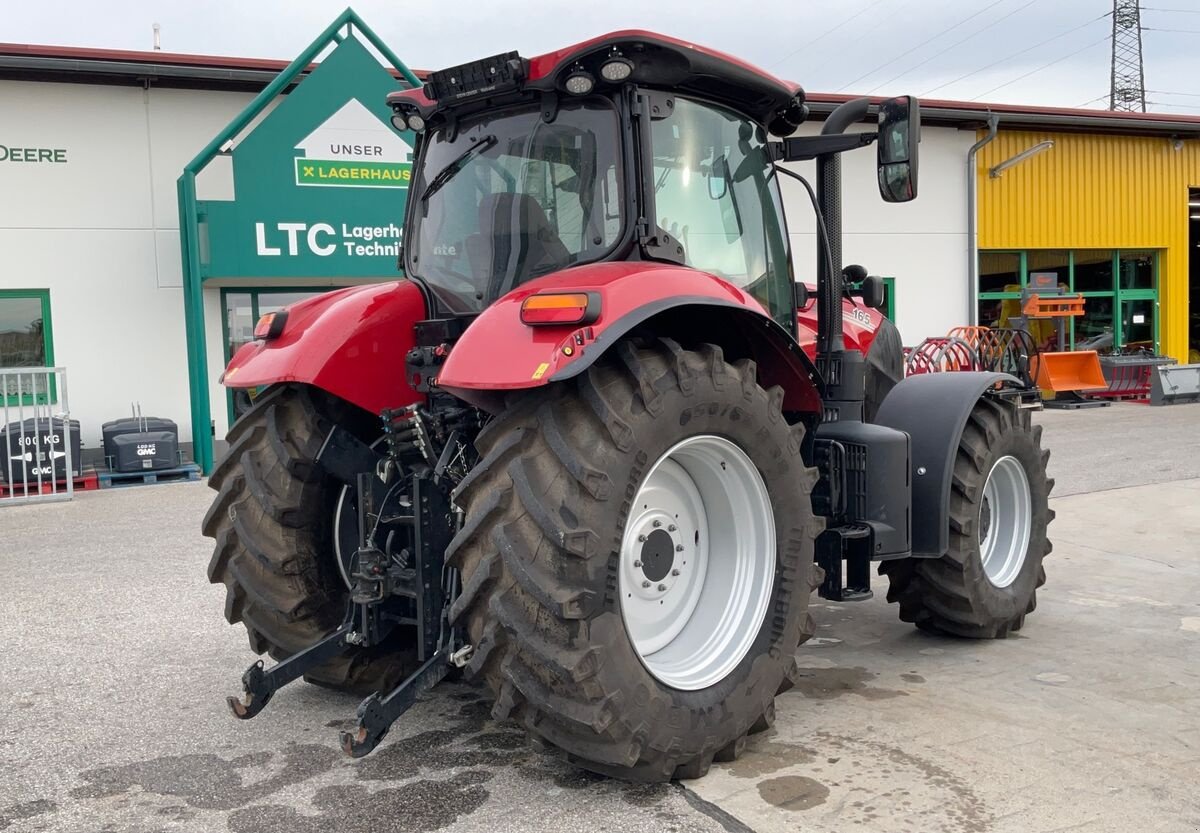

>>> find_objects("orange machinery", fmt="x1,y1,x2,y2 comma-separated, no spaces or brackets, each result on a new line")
1015,275,1107,408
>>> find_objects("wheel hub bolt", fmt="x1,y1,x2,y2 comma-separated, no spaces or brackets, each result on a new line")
668,524,676,532
634,560,642,568
657,584,667,591
671,569,680,577
642,580,651,588
652,520,662,528
638,534,646,542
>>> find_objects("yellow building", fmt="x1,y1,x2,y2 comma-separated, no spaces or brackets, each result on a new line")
970,105,1200,363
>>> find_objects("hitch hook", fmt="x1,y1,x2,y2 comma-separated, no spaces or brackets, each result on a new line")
227,660,271,720
338,651,453,757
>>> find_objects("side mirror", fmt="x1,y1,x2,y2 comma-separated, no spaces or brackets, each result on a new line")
877,96,920,203
793,282,812,310
858,275,887,310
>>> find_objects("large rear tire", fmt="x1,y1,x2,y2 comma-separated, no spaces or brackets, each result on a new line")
202,384,418,693
447,338,823,781
879,397,1054,638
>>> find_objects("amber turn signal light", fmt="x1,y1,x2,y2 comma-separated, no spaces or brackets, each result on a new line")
254,310,288,339
519,292,600,326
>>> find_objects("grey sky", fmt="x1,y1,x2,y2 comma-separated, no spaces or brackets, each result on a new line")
6,0,1200,112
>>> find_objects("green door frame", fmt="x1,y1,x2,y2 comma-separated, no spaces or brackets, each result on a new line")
0,288,57,405
177,8,421,474
881,277,896,323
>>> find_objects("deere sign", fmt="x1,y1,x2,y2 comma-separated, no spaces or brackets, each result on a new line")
199,34,415,278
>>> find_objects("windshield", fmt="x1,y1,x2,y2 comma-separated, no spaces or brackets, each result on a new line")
650,98,792,327
408,100,624,313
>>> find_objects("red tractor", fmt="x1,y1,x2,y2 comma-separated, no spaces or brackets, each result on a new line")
206,31,1053,781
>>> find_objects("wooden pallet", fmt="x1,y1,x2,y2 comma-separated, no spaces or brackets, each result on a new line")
98,462,202,489
0,468,99,497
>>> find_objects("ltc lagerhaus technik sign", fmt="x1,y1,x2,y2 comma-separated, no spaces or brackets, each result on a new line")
200,35,415,279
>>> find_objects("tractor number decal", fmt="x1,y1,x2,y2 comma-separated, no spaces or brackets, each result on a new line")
532,362,550,380
849,307,874,327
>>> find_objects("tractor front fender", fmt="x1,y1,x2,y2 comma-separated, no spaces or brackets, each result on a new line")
222,280,426,415
436,262,823,413
875,372,1020,557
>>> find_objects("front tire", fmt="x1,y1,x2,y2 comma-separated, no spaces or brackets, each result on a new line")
202,384,418,693
880,397,1054,638
447,339,823,781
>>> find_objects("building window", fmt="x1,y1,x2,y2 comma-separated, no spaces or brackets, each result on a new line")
221,288,325,421
977,249,1158,353
0,289,55,404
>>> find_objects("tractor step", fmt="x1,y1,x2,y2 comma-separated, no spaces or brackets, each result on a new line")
816,525,875,602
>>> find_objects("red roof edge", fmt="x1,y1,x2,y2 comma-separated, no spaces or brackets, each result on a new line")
0,41,429,80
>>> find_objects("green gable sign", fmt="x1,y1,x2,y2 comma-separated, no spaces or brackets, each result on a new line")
178,10,423,473
200,34,414,278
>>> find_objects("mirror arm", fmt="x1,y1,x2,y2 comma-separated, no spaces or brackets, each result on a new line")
770,132,877,163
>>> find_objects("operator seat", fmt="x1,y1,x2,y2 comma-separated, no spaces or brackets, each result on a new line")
471,193,572,299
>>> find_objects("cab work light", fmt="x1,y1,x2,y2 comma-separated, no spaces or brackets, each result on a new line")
519,292,600,326
254,310,288,340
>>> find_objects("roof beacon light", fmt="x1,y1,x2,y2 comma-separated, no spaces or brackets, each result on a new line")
599,56,634,82
564,68,595,96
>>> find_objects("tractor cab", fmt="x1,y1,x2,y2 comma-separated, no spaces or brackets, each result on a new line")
387,31,912,333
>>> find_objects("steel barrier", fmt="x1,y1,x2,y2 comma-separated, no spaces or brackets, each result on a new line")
0,367,75,506
1150,363,1200,406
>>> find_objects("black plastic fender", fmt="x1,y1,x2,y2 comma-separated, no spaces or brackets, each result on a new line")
874,372,1020,557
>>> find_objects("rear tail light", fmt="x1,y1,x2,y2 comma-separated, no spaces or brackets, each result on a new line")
520,292,600,326
254,310,288,340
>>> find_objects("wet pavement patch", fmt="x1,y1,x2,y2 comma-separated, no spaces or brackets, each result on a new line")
70,743,340,810
725,739,816,778
0,799,57,831
227,769,492,833
757,775,830,810
791,667,907,700
813,732,992,832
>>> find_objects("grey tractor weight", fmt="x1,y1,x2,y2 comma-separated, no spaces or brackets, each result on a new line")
102,416,180,471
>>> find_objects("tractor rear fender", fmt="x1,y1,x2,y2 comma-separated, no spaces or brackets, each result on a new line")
436,261,823,414
221,280,426,415
874,372,1021,557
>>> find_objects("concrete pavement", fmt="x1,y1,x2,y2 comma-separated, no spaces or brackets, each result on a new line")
1,403,1198,832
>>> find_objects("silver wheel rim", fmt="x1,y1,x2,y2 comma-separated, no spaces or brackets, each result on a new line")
978,455,1032,588
618,435,775,691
